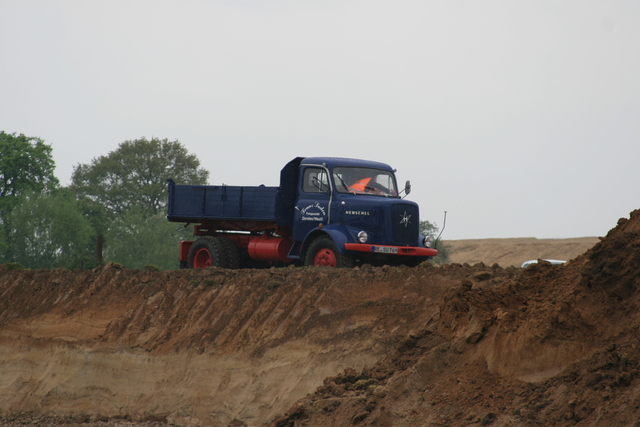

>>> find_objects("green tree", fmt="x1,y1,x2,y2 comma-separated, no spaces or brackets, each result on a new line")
5,189,94,269
104,209,192,270
0,132,59,216
420,219,451,265
70,137,209,217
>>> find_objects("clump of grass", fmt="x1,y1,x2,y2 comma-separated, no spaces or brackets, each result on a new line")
267,281,282,290
258,292,271,303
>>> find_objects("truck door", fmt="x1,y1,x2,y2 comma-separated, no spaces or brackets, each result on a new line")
293,166,331,242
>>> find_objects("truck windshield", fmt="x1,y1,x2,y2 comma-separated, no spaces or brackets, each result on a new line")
333,167,398,197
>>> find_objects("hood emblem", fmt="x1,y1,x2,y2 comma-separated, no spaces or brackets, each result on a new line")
399,211,412,228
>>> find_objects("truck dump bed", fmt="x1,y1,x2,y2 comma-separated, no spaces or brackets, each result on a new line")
167,179,279,223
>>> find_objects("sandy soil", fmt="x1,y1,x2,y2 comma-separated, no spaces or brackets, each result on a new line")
1,211,637,427
446,237,600,267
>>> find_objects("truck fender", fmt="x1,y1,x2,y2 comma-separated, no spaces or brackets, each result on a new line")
300,225,350,258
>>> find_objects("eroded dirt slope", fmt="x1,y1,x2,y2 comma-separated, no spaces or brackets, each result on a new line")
1,261,512,426
1,212,637,427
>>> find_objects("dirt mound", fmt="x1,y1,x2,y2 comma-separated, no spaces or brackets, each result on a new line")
270,210,640,426
0,210,638,426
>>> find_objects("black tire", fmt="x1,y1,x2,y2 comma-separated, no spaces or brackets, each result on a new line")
187,237,224,269
304,235,353,268
216,236,241,269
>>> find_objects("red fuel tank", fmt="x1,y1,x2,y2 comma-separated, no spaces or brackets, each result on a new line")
247,235,294,262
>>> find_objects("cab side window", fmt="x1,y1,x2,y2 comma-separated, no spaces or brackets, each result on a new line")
302,168,329,193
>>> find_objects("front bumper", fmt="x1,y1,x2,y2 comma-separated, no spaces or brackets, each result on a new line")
344,243,438,257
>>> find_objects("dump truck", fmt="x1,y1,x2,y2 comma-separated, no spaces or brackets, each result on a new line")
167,157,438,268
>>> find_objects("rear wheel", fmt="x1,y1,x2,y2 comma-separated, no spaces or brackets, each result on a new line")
216,236,241,269
304,236,353,268
188,237,223,268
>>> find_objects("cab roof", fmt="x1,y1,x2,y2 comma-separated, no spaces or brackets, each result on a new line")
300,157,395,172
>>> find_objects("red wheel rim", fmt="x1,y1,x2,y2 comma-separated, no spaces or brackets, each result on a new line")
313,248,337,267
194,248,212,268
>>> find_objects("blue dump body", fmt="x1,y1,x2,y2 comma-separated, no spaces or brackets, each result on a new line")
167,180,279,223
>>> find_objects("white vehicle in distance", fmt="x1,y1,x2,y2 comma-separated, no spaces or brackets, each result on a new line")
521,259,566,268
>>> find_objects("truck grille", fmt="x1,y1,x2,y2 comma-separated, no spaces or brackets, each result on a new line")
390,204,419,245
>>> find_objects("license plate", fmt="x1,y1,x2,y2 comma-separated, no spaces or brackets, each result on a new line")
373,246,398,254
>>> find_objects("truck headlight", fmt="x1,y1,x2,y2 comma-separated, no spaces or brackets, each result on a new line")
423,235,434,248
358,231,369,243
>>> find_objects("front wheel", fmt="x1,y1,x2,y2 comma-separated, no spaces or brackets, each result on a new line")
304,236,353,268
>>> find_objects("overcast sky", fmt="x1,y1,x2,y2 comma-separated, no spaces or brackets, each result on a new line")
2,1,638,240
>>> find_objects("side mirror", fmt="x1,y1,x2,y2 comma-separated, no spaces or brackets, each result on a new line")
404,180,411,196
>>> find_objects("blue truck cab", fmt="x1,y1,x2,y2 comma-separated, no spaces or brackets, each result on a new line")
167,156,438,268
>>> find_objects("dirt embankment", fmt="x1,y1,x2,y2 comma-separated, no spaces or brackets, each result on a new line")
1,212,639,426
270,212,640,426
0,261,502,426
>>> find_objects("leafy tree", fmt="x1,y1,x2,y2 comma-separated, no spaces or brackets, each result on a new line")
73,197,111,267
420,219,451,265
4,189,94,269
70,137,209,217
0,131,59,216
76,196,109,240
103,209,192,270
420,220,440,238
